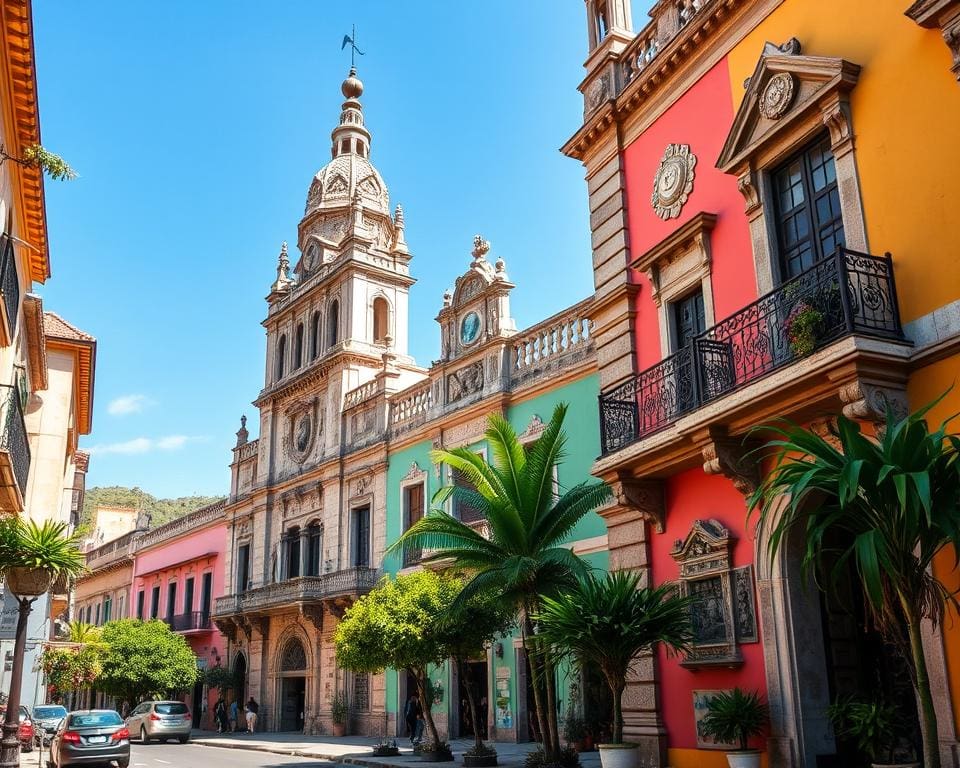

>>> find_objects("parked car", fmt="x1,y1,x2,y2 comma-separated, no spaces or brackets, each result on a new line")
32,704,67,746
124,700,191,743
48,710,129,768
0,704,34,752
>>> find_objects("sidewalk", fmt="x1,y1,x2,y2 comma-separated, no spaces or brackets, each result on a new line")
190,732,602,768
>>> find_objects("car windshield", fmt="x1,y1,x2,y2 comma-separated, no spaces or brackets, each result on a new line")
34,706,66,720
69,712,122,727
154,703,188,715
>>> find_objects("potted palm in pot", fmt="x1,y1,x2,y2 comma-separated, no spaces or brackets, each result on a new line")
331,693,348,737
536,571,692,768
826,696,919,767
699,688,767,768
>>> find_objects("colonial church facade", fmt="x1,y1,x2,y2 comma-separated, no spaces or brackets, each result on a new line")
211,67,607,738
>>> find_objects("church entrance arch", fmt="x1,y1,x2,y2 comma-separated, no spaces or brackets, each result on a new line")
278,638,307,732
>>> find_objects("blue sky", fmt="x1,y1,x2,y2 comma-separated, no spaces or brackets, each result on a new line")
33,1,605,498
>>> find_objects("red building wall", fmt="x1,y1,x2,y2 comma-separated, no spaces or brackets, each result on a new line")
621,58,756,370
651,469,768,751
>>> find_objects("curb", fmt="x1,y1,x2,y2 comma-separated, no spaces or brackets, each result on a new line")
192,739,342,760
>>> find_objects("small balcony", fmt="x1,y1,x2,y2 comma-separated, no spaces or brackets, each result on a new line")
599,248,906,456
164,611,212,633
0,384,30,513
212,567,381,618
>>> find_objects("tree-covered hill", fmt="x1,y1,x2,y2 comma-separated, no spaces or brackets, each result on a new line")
80,486,225,531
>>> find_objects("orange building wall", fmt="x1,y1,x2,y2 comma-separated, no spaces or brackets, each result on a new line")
726,0,960,324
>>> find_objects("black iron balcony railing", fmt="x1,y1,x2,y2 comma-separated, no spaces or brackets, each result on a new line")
0,235,18,338
164,611,211,632
599,248,904,455
212,567,380,617
0,384,30,502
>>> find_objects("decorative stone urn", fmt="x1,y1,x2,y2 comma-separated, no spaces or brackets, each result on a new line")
598,742,639,768
725,751,761,768
4,566,52,598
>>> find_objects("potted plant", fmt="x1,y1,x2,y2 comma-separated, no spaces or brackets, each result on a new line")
826,696,919,767
784,299,824,356
563,707,589,752
372,738,401,757
419,739,454,763
699,688,768,768
536,571,692,768
330,692,348,737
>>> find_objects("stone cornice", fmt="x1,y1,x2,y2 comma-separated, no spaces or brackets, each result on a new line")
135,499,226,551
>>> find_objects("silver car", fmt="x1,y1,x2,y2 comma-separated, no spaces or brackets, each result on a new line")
49,709,130,768
124,700,192,743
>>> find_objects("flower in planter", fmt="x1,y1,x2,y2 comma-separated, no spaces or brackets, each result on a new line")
784,300,824,357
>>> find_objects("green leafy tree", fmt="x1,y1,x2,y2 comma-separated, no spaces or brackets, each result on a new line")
97,619,199,705
749,400,960,768
435,587,514,754
335,571,462,748
389,403,612,760
536,571,692,744
204,664,241,696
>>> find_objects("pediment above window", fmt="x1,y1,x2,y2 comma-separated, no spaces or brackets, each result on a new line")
671,517,731,574
717,39,862,173
632,211,716,308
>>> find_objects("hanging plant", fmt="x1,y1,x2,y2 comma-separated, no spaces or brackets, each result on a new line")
784,300,824,357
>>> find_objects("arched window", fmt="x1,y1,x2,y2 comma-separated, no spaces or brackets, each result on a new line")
372,297,389,344
280,638,307,672
294,323,304,369
310,311,321,360
327,300,340,349
276,335,287,381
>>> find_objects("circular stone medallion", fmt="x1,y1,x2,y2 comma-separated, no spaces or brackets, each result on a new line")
460,311,481,345
651,144,697,220
759,72,796,120
295,412,313,454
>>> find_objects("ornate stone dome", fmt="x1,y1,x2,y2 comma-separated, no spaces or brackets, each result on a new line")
303,67,390,218
304,153,390,217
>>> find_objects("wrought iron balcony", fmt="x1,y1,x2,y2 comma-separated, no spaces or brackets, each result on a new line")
0,235,18,343
0,384,30,512
599,248,904,455
163,611,212,633
212,567,380,617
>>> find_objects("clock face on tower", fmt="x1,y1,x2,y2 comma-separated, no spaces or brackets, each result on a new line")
460,311,481,345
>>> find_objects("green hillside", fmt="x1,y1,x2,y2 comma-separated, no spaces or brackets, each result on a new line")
80,486,225,531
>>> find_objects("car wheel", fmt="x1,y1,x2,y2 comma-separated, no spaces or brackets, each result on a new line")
178,736,189,744
140,725,149,743
117,761,130,768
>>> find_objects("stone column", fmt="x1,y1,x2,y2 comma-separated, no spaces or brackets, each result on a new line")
299,530,310,577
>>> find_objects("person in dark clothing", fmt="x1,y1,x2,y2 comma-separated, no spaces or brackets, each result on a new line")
214,697,229,733
245,697,259,733
404,692,423,745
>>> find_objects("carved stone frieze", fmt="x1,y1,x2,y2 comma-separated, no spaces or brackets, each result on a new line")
401,461,427,482
758,72,795,119
603,476,666,534
586,72,611,113
838,380,908,424
447,361,484,403
300,604,325,632
700,427,761,496
651,144,697,220
518,414,546,443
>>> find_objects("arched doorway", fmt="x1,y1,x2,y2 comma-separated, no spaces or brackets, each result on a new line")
279,638,307,732
233,652,247,716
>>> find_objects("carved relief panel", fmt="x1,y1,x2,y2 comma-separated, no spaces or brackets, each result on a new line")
671,519,758,667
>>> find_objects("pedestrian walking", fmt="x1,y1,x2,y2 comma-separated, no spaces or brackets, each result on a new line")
230,698,240,732
404,692,422,745
215,696,229,733
245,696,259,733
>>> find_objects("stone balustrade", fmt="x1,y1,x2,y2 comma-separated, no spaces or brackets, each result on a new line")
389,380,433,432
236,438,259,462
344,379,382,410
510,298,593,381
213,567,381,616
84,530,140,573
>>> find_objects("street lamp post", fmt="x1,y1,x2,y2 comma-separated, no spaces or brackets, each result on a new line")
0,595,37,767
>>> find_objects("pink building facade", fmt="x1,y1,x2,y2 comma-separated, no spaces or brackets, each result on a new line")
130,501,227,729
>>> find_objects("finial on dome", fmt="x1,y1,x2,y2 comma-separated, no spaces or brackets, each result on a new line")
271,241,294,293
394,204,405,229
443,289,453,308
341,66,364,100
472,235,490,260
236,414,249,447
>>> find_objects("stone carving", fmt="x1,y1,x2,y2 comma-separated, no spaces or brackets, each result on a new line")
317,215,349,243
402,461,426,482
459,277,482,301
325,174,349,197
586,72,611,112
280,638,307,671
283,398,320,463
701,428,761,495
607,476,666,533
519,414,546,443
447,361,485,403
839,380,908,425
651,144,697,220
235,517,251,540
235,414,249,447
759,72,796,120
734,565,758,643
354,475,371,497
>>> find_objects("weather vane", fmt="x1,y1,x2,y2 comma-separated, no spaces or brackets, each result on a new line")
341,24,365,68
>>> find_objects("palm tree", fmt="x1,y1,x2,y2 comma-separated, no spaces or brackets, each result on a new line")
748,400,960,768
536,571,692,744
388,403,612,760
0,519,85,768
67,621,102,644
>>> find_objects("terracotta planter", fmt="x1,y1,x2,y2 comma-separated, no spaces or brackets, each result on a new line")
332,722,346,737
5,566,52,597
725,751,761,768
598,742,639,768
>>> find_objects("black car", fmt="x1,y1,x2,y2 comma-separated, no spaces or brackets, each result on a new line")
49,710,130,768
32,704,67,746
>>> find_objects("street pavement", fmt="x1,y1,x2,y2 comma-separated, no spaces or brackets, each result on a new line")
19,742,336,768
